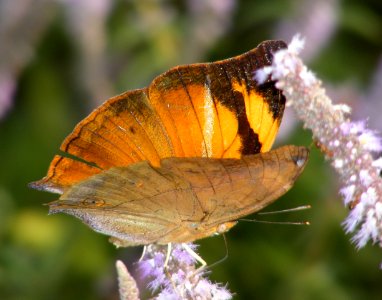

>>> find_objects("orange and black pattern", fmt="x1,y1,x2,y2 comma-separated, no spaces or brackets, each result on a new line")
30,40,287,194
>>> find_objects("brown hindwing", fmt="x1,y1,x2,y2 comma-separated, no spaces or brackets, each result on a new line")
48,145,309,246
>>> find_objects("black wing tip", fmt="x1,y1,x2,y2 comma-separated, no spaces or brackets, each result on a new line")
253,40,288,69
258,40,288,52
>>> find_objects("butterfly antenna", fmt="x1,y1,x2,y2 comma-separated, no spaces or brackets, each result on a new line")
258,204,311,215
208,234,229,268
240,219,310,225
240,205,311,225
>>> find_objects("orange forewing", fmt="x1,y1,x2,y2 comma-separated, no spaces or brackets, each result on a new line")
30,40,287,194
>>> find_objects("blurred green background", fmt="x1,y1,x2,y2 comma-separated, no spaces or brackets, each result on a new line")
1,0,382,299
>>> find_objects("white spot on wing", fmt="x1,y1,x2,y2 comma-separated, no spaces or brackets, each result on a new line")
296,158,305,167
203,81,214,157
118,125,127,132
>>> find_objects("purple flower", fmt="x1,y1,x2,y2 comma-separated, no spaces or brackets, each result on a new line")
137,243,232,299
256,35,382,257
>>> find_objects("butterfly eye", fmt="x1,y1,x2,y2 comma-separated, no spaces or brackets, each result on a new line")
82,198,105,207
189,223,199,231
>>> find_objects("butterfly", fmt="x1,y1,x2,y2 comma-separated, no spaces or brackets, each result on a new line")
29,40,309,246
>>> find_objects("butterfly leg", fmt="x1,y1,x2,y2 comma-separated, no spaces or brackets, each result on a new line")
164,243,172,269
138,245,147,262
182,243,207,270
